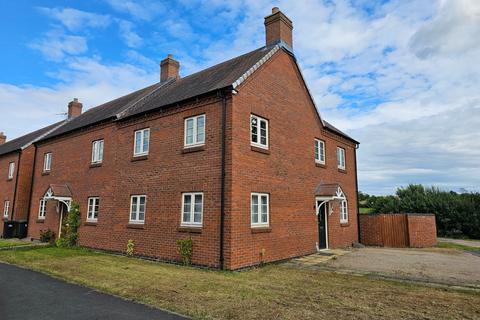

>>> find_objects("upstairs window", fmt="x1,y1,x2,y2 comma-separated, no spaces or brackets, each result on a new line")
337,147,346,170
314,139,325,164
130,195,146,224
87,197,100,222
134,129,150,157
8,162,14,179
250,115,268,149
181,192,203,227
340,200,348,223
38,199,47,219
43,153,52,172
3,201,9,218
251,193,269,227
184,115,205,147
91,140,104,164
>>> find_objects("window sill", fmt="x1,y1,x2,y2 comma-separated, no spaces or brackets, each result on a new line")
251,227,272,234
6,178,13,182
315,162,326,168
36,219,45,223
131,155,148,162
89,162,102,168
340,222,350,227
84,221,98,226
178,226,202,233
126,223,145,229
182,145,205,154
41,171,50,176
338,168,347,174
251,145,270,155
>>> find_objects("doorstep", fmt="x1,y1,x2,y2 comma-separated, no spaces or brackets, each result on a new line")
284,249,351,268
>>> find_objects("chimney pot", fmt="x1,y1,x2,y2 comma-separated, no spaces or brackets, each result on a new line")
160,54,180,82
68,98,83,119
0,132,6,145
264,7,293,49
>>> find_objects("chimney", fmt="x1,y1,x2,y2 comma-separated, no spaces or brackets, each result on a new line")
264,7,293,49
160,54,180,82
67,98,83,119
0,132,6,145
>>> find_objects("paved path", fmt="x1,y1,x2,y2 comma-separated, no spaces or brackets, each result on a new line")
0,263,187,320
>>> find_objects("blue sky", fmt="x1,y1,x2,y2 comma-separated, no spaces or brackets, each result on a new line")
0,0,479,195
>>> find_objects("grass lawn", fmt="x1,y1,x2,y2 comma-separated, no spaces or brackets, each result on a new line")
359,207,374,214
0,239,31,248
437,241,480,252
0,247,478,320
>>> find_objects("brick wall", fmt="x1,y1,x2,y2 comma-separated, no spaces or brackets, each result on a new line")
407,214,437,247
227,50,358,269
0,152,19,236
359,214,437,248
12,145,36,222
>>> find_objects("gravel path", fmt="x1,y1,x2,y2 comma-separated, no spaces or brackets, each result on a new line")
325,247,480,288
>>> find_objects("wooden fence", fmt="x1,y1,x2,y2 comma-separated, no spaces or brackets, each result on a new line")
359,213,437,248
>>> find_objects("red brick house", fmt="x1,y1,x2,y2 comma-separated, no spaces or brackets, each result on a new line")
10,8,359,269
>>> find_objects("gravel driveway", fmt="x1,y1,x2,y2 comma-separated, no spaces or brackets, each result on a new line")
325,247,480,288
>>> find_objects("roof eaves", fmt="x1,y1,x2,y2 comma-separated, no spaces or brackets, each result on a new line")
232,45,281,89
25,120,68,150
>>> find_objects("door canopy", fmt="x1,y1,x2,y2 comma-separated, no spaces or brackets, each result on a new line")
43,184,73,211
315,183,346,201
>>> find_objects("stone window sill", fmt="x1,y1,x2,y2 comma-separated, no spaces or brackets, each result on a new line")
315,162,326,168
178,226,202,233
338,168,347,174
131,155,148,162
251,145,270,155
41,171,50,176
126,223,145,229
84,221,98,226
89,162,103,168
36,219,45,223
251,227,272,234
340,222,350,227
182,145,205,154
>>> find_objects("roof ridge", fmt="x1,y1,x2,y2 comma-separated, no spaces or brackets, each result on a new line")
116,78,176,119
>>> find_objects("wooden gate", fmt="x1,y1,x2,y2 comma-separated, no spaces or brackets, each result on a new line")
380,214,409,247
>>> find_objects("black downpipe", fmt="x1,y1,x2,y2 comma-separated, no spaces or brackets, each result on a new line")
354,146,361,243
26,146,38,227
11,151,22,221
219,90,227,269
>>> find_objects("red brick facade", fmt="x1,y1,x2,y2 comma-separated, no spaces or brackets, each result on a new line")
0,152,19,235
407,214,437,247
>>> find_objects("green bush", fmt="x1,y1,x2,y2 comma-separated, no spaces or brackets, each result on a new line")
126,239,135,257
39,229,56,244
176,237,193,266
56,203,81,248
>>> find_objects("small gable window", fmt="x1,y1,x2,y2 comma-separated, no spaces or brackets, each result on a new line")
340,200,348,223
43,153,52,172
130,195,146,224
184,115,205,147
251,193,269,228
38,199,47,219
250,114,268,149
8,162,15,179
87,197,100,222
91,140,104,164
337,147,346,170
181,192,203,227
315,139,325,164
3,200,9,218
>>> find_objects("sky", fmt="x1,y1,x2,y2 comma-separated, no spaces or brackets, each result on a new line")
0,0,479,195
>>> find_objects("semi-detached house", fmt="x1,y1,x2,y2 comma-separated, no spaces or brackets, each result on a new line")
3,8,360,270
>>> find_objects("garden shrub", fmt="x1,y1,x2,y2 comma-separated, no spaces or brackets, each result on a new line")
56,203,81,248
126,239,135,257
176,237,193,266
39,229,56,244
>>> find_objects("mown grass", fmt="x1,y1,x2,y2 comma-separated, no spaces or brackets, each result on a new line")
437,241,480,252
0,247,478,320
359,207,374,214
0,239,31,248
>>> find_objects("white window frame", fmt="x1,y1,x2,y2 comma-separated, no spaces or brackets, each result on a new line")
251,193,270,228
3,201,9,219
7,162,15,179
337,147,346,170
133,128,150,157
340,200,348,223
91,140,104,164
38,199,47,219
184,114,206,148
43,153,52,172
129,195,146,224
250,114,269,149
181,192,204,227
87,197,100,222
315,139,325,164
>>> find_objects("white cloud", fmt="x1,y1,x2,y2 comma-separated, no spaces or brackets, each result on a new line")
105,0,163,21
117,19,143,48
29,30,88,61
38,7,112,31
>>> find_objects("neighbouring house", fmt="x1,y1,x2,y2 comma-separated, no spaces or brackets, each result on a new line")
0,122,66,237
4,8,360,270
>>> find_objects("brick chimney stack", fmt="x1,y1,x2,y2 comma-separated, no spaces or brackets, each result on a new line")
67,98,83,119
0,132,6,145
264,7,293,49
160,54,180,82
